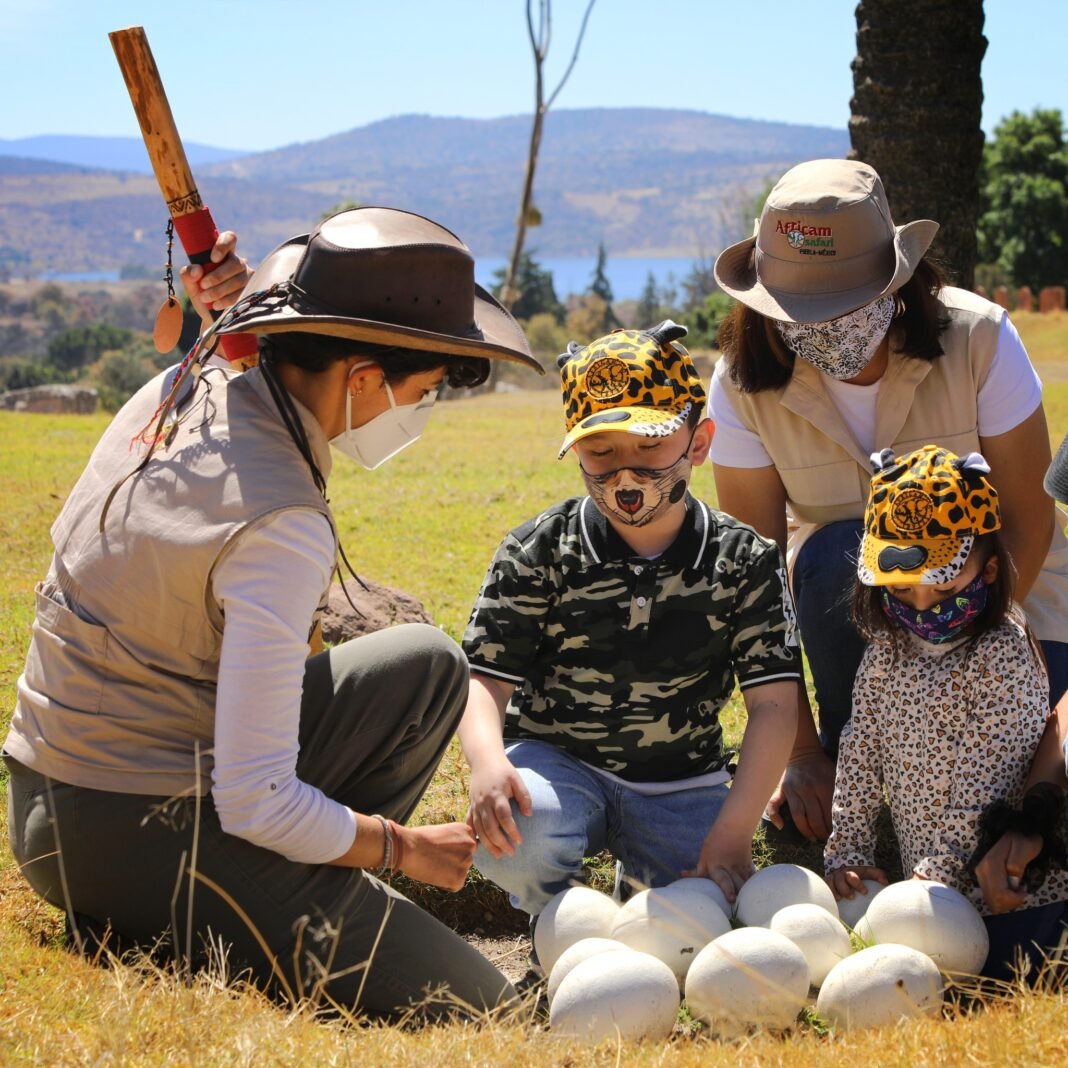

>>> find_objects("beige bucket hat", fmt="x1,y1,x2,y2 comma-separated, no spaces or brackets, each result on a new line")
216,206,542,372
714,159,939,324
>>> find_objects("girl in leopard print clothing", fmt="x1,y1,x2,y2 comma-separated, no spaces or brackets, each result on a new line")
824,444,1068,981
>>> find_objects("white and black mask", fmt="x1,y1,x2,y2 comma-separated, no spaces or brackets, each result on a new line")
776,295,895,380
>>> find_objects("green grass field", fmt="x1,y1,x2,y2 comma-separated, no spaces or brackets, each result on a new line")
1,312,1067,1063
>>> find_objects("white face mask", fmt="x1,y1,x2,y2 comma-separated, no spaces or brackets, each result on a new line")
775,295,895,380
330,362,436,470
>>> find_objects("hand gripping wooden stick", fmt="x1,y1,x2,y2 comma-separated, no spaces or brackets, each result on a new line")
109,26,259,366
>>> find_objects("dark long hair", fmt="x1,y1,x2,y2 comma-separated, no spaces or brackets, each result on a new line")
850,531,1014,644
719,258,952,394
259,333,490,388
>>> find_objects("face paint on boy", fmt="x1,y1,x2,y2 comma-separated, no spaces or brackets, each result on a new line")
579,441,692,527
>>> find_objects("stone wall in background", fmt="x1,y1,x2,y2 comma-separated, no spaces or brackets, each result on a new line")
0,385,98,414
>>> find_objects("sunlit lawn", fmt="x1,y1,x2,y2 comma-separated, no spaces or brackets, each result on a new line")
1,313,1066,1063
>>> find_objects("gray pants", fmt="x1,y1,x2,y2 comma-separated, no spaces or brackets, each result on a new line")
6,623,513,1019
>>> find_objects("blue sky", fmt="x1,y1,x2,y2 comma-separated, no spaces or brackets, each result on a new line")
2,1,1064,152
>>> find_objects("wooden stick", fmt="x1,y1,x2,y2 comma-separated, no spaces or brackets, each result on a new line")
109,26,258,365
109,27,202,217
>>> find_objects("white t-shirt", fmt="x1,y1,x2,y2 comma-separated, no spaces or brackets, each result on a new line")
708,315,1042,467
210,508,357,865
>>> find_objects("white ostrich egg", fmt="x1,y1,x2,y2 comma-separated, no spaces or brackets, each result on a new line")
816,943,943,1029
534,886,621,973
684,927,811,1037
835,878,887,930
769,903,853,987
735,863,839,927
546,937,630,1005
853,913,875,945
609,883,732,983
862,880,989,977
666,876,733,920
549,949,681,1042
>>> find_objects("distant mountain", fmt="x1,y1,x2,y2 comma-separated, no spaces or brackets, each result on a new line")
0,155,97,176
0,109,848,276
0,135,247,175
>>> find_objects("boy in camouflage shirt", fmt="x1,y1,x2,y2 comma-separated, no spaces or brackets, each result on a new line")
459,321,800,915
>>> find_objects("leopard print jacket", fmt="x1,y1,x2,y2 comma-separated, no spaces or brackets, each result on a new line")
825,610,1068,915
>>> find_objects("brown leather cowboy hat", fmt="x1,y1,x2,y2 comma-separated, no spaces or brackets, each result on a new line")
714,159,939,324
217,206,543,373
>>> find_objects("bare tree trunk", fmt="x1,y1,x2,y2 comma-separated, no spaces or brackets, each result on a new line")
500,8,547,313
501,1,596,312
486,0,595,392
849,0,987,288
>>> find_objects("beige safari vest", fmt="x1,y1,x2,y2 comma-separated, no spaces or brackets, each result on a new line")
717,287,1068,643
5,366,337,796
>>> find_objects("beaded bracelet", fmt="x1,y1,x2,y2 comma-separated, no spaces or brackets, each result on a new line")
387,819,405,873
371,814,393,872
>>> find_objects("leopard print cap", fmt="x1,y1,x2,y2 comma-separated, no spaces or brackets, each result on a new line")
859,444,1001,585
557,320,706,458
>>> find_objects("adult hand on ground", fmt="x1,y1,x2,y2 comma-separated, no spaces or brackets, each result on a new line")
466,754,532,860
765,747,835,842
179,230,249,324
975,829,1041,914
394,821,479,891
826,865,888,901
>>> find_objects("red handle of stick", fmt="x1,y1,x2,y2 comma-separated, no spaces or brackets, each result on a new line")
172,208,259,362
109,26,258,365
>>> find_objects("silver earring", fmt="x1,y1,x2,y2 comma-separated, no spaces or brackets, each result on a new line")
894,294,907,318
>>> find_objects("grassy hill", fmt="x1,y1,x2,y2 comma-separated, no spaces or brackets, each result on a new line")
0,108,848,274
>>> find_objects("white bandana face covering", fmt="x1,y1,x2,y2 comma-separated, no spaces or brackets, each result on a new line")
775,294,895,380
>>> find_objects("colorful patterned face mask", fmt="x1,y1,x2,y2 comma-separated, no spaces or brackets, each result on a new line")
775,295,895,380
880,573,989,644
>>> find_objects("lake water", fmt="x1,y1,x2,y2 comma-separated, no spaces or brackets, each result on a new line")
40,270,124,283
40,256,706,302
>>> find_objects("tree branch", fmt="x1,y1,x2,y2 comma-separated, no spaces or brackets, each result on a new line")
545,0,596,111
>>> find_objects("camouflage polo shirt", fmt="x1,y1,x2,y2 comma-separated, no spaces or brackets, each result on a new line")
463,495,801,783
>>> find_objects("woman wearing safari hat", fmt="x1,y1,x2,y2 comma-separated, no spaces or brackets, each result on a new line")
708,158,1068,847
3,206,543,1018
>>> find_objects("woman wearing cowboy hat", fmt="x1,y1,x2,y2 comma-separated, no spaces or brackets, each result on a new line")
3,206,543,1018
708,158,1068,853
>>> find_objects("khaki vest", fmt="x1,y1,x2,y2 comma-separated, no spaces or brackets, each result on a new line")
5,366,337,795
718,287,1068,642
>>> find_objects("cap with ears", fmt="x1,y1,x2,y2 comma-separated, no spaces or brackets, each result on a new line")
556,320,706,458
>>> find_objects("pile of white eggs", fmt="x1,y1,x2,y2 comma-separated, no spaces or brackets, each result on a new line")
538,865,989,1042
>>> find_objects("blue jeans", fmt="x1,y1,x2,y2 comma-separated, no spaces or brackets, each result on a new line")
792,520,1068,756
983,900,1068,983
473,740,730,915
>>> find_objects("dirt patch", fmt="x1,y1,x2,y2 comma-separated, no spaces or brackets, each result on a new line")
463,933,534,985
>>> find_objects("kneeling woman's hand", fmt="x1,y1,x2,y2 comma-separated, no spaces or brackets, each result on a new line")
394,821,479,892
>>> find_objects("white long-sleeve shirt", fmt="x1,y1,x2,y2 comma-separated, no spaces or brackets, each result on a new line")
210,508,357,864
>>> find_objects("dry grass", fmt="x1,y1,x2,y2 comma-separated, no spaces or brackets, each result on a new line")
2,866,1067,1067
2,339,1068,1061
